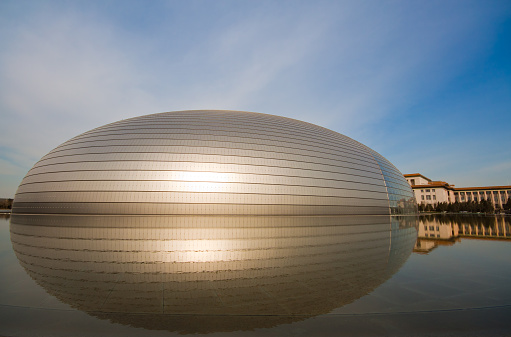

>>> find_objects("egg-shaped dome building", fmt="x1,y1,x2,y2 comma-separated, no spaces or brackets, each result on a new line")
12,110,416,215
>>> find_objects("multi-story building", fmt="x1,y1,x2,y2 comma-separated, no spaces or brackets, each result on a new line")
404,173,511,209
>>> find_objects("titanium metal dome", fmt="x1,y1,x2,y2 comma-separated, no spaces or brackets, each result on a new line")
12,110,416,215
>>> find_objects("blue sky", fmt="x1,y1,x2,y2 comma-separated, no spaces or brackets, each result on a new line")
1,0,510,197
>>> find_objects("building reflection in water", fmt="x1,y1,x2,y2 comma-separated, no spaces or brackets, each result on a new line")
414,214,511,254
10,214,417,334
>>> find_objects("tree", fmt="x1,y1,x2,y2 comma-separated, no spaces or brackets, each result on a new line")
479,199,494,213
503,198,511,212
435,202,448,212
0,199,12,209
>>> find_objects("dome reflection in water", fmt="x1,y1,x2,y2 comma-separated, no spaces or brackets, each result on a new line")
10,215,417,334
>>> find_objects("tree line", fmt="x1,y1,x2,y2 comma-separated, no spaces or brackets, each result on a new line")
0,198,13,209
418,198,511,213
420,213,511,228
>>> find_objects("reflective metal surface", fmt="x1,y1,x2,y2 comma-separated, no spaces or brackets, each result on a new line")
13,110,416,215
9,214,417,334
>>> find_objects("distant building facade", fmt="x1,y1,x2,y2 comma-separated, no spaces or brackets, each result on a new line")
404,173,511,209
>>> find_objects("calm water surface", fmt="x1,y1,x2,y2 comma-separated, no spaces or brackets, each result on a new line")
1,214,510,336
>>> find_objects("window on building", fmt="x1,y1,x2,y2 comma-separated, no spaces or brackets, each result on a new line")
426,189,430,192
421,195,424,200
424,225,427,230
429,226,434,231
411,179,415,185
426,195,431,200
433,195,436,200
421,189,424,192
431,189,435,192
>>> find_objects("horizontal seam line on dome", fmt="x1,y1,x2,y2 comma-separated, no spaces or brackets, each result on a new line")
55,133,368,157
9,232,394,239
63,133,372,164
11,218,410,226
384,181,412,188
12,243,390,255
15,191,389,201
10,228,393,239
34,154,383,176
13,234,391,243
26,163,386,185
71,122,364,147
18,180,389,194
21,176,387,193
122,110,332,125
14,191,390,201
383,184,414,192
109,113,329,128
12,247,390,269
50,137,376,164
87,119,349,142
10,224,395,232
12,212,393,217
108,118,349,139
89,111,355,140
21,170,388,189
11,246,387,253
12,249,391,262
81,122,345,140
388,188,415,194
384,180,413,190
73,127,368,157
47,143,378,168
381,171,408,180
13,201,391,207
103,120,335,138
382,177,411,187
25,166,385,188
383,176,410,183
41,155,380,175
385,182,414,189
11,230,391,245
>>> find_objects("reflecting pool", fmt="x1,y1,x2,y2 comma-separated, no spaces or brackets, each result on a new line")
1,214,511,336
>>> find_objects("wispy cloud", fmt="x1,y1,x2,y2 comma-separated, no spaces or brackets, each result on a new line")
1,1,510,196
